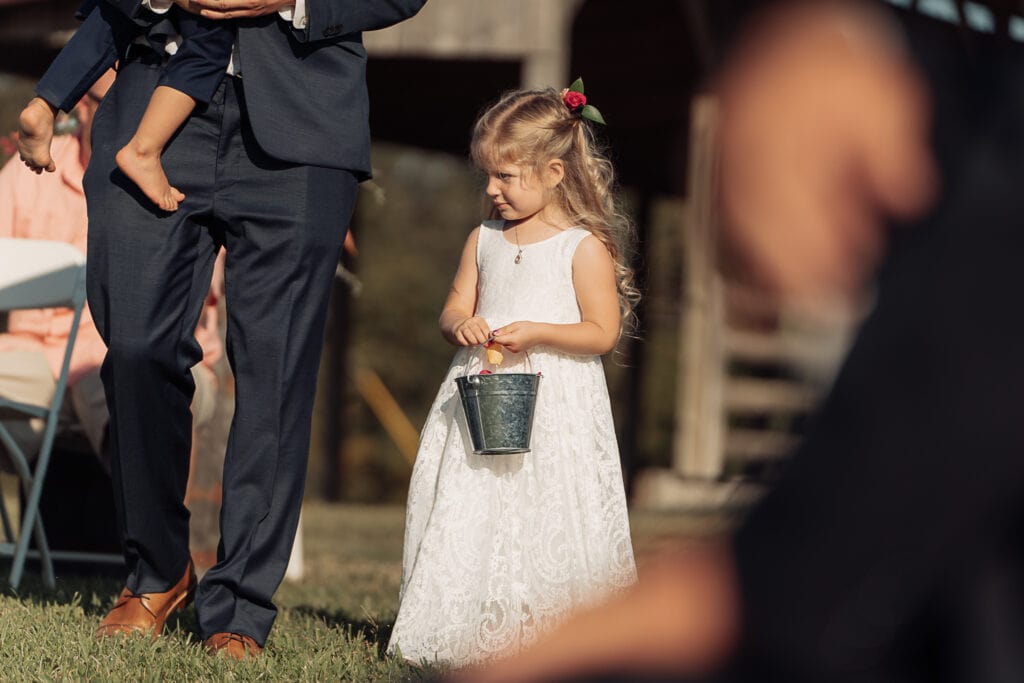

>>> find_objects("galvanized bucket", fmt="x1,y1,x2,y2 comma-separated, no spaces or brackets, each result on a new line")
455,371,541,455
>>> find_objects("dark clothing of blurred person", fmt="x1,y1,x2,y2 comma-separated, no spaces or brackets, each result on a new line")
733,3,1024,681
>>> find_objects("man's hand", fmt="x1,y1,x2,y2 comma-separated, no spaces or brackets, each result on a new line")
17,98,58,174
171,0,200,14
717,2,937,303
182,0,293,20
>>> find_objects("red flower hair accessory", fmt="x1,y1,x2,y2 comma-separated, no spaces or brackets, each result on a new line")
561,78,606,125
563,90,586,110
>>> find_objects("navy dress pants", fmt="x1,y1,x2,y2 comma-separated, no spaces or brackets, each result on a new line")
83,55,357,644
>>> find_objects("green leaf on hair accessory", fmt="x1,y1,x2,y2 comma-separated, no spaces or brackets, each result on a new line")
562,77,606,124
580,104,605,125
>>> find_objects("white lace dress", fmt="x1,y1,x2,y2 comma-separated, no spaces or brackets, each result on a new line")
387,220,637,667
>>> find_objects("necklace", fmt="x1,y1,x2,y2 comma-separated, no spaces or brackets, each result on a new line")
513,225,523,264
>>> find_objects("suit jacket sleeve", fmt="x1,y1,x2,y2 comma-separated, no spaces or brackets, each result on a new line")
296,0,426,43
35,3,128,111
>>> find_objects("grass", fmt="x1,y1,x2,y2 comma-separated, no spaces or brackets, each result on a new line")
0,502,732,682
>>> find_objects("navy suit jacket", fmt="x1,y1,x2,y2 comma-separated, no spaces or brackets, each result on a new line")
36,0,139,115
42,0,426,175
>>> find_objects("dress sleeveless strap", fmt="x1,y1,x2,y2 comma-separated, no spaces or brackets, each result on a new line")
476,220,503,265
561,228,593,273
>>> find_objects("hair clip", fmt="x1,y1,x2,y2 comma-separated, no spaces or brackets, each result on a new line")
561,78,606,125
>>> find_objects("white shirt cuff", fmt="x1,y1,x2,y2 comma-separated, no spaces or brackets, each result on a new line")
281,0,308,29
142,0,172,14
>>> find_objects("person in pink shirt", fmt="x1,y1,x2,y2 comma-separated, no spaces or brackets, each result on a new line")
0,70,221,472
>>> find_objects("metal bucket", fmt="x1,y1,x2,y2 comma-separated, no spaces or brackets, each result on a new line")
455,372,541,454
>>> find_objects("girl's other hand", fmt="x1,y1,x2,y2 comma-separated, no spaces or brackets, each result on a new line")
452,316,491,346
490,321,541,353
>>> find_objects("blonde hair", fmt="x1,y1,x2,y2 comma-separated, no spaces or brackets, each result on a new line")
470,88,641,332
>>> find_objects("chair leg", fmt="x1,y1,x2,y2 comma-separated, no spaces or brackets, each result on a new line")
10,421,61,590
6,503,56,589
0,488,13,543
8,479,56,590
23,510,55,589
0,426,38,588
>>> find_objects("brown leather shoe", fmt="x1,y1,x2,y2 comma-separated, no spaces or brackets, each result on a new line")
204,632,263,660
95,561,196,640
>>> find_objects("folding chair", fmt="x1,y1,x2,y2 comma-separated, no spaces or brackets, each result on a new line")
0,237,120,589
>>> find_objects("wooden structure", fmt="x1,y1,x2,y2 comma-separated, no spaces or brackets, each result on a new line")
633,95,850,510
356,0,710,497
0,2,838,512
0,0,79,76
365,0,583,88
367,2,833,508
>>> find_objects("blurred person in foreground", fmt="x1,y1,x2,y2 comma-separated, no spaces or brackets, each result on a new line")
0,70,222,475
453,1,1024,681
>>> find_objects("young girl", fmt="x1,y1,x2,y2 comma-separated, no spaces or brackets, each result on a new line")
17,0,233,212
387,84,640,666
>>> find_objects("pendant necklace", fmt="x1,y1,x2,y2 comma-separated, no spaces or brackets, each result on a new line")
513,225,523,264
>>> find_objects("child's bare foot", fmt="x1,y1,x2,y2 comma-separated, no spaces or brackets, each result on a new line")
18,98,58,174
115,142,185,212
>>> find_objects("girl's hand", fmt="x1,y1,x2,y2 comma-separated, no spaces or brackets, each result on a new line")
451,316,491,346
490,321,542,354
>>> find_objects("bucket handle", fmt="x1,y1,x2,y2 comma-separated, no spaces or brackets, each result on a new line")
463,340,534,377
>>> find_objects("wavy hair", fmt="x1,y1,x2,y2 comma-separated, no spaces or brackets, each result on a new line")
470,88,640,333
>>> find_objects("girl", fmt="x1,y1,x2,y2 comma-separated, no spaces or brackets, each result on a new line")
388,84,640,666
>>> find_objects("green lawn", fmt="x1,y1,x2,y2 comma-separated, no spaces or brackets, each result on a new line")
0,503,732,682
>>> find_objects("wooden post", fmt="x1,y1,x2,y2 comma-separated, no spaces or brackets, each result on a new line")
673,95,724,480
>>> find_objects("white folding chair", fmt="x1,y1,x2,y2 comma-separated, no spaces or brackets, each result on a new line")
0,237,120,589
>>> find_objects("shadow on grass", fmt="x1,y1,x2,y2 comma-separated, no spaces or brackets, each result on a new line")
285,606,448,679
4,569,391,648
1,560,125,611
4,567,202,644
288,604,394,652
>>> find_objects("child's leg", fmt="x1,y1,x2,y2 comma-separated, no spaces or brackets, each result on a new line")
116,10,232,211
17,98,58,174
115,86,194,212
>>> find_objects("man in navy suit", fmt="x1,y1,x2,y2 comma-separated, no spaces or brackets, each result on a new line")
69,0,426,659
